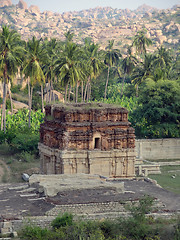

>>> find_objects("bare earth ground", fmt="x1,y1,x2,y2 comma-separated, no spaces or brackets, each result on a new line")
0,158,179,220
0,159,11,183
0,178,179,220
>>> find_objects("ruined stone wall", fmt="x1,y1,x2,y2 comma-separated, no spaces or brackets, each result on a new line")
9,202,176,232
136,138,180,160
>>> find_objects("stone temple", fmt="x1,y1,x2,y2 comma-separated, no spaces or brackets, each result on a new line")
39,103,136,178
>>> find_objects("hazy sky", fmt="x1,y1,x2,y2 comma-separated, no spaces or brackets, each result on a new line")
11,0,179,13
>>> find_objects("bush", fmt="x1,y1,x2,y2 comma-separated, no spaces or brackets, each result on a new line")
10,132,39,154
132,79,180,138
174,216,180,240
19,225,50,240
99,219,120,239
11,84,21,93
0,130,16,144
51,213,73,229
117,195,156,240
15,151,35,162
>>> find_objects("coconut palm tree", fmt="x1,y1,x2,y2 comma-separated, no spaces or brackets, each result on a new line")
53,41,84,103
131,53,154,96
64,30,74,42
121,46,137,96
83,39,105,102
23,36,46,128
104,40,121,99
153,46,172,69
42,38,59,104
0,25,24,133
132,30,152,57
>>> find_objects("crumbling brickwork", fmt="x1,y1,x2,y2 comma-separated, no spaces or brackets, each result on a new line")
39,103,136,178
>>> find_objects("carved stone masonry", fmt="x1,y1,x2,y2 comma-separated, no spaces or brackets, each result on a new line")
39,103,136,178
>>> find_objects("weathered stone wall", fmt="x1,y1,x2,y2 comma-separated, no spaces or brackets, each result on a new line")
39,144,135,178
40,104,135,151
136,138,180,160
9,202,177,232
39,103,136,178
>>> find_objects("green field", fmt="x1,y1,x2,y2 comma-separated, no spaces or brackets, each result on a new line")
149,165,180,194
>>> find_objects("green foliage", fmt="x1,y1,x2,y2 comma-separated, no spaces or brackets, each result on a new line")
18,211,180,240
20,198,177,240
10,132,39,154
0,109,44,154
6,98,11,110
11,84,21,93
132,79,180,138
1,109,44,134
118,195,156,240
95,83,138,124
19,225,50,240
98,219,121,239
174,216,180,240
126,195,154,222
51,213,73,229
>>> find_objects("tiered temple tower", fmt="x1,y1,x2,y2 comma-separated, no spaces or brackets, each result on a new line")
39,103,136,178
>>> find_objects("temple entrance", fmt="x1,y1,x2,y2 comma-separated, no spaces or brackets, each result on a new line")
94,137,101,149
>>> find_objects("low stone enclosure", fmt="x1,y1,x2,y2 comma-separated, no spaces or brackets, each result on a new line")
39,103,136,178
136,138,180,160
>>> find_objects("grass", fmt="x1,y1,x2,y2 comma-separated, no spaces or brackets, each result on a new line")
12,92,28,105
7,158,40,182
149,165,180,194
148,159,180,162
0,161,9,183
0,143,40,183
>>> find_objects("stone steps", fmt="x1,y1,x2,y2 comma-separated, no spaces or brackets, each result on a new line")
20,193,37,198
17,187,36,193
28,197,45,201
8,184,28,191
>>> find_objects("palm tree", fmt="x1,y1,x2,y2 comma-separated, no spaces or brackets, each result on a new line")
132,30,152,57
53,41,84,103
131,53,154,96
121,46,137,96
153,46,172,69
83,39,105,102
64,30,74,42
23,36,46,128
104,40,121,99
0,25,24,133
42,38,58,104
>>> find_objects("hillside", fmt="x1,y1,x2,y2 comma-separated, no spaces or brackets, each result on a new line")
0,0,179,53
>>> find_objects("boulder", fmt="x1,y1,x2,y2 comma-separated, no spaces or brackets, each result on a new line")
44,90,64,103
17,0,28,10
22,173,30,182
0,0,12,7
29,5,40,16
12,100,28,110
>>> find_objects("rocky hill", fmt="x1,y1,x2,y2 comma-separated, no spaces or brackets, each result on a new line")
0,0,179,53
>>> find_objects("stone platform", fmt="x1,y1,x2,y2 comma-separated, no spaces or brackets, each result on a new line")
29,174,125,197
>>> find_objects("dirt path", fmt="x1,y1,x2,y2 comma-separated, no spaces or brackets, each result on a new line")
0,158,11,183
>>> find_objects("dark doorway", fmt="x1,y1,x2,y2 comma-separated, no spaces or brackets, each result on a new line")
94,137,101,149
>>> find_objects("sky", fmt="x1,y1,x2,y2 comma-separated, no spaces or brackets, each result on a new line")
11,0,179,13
